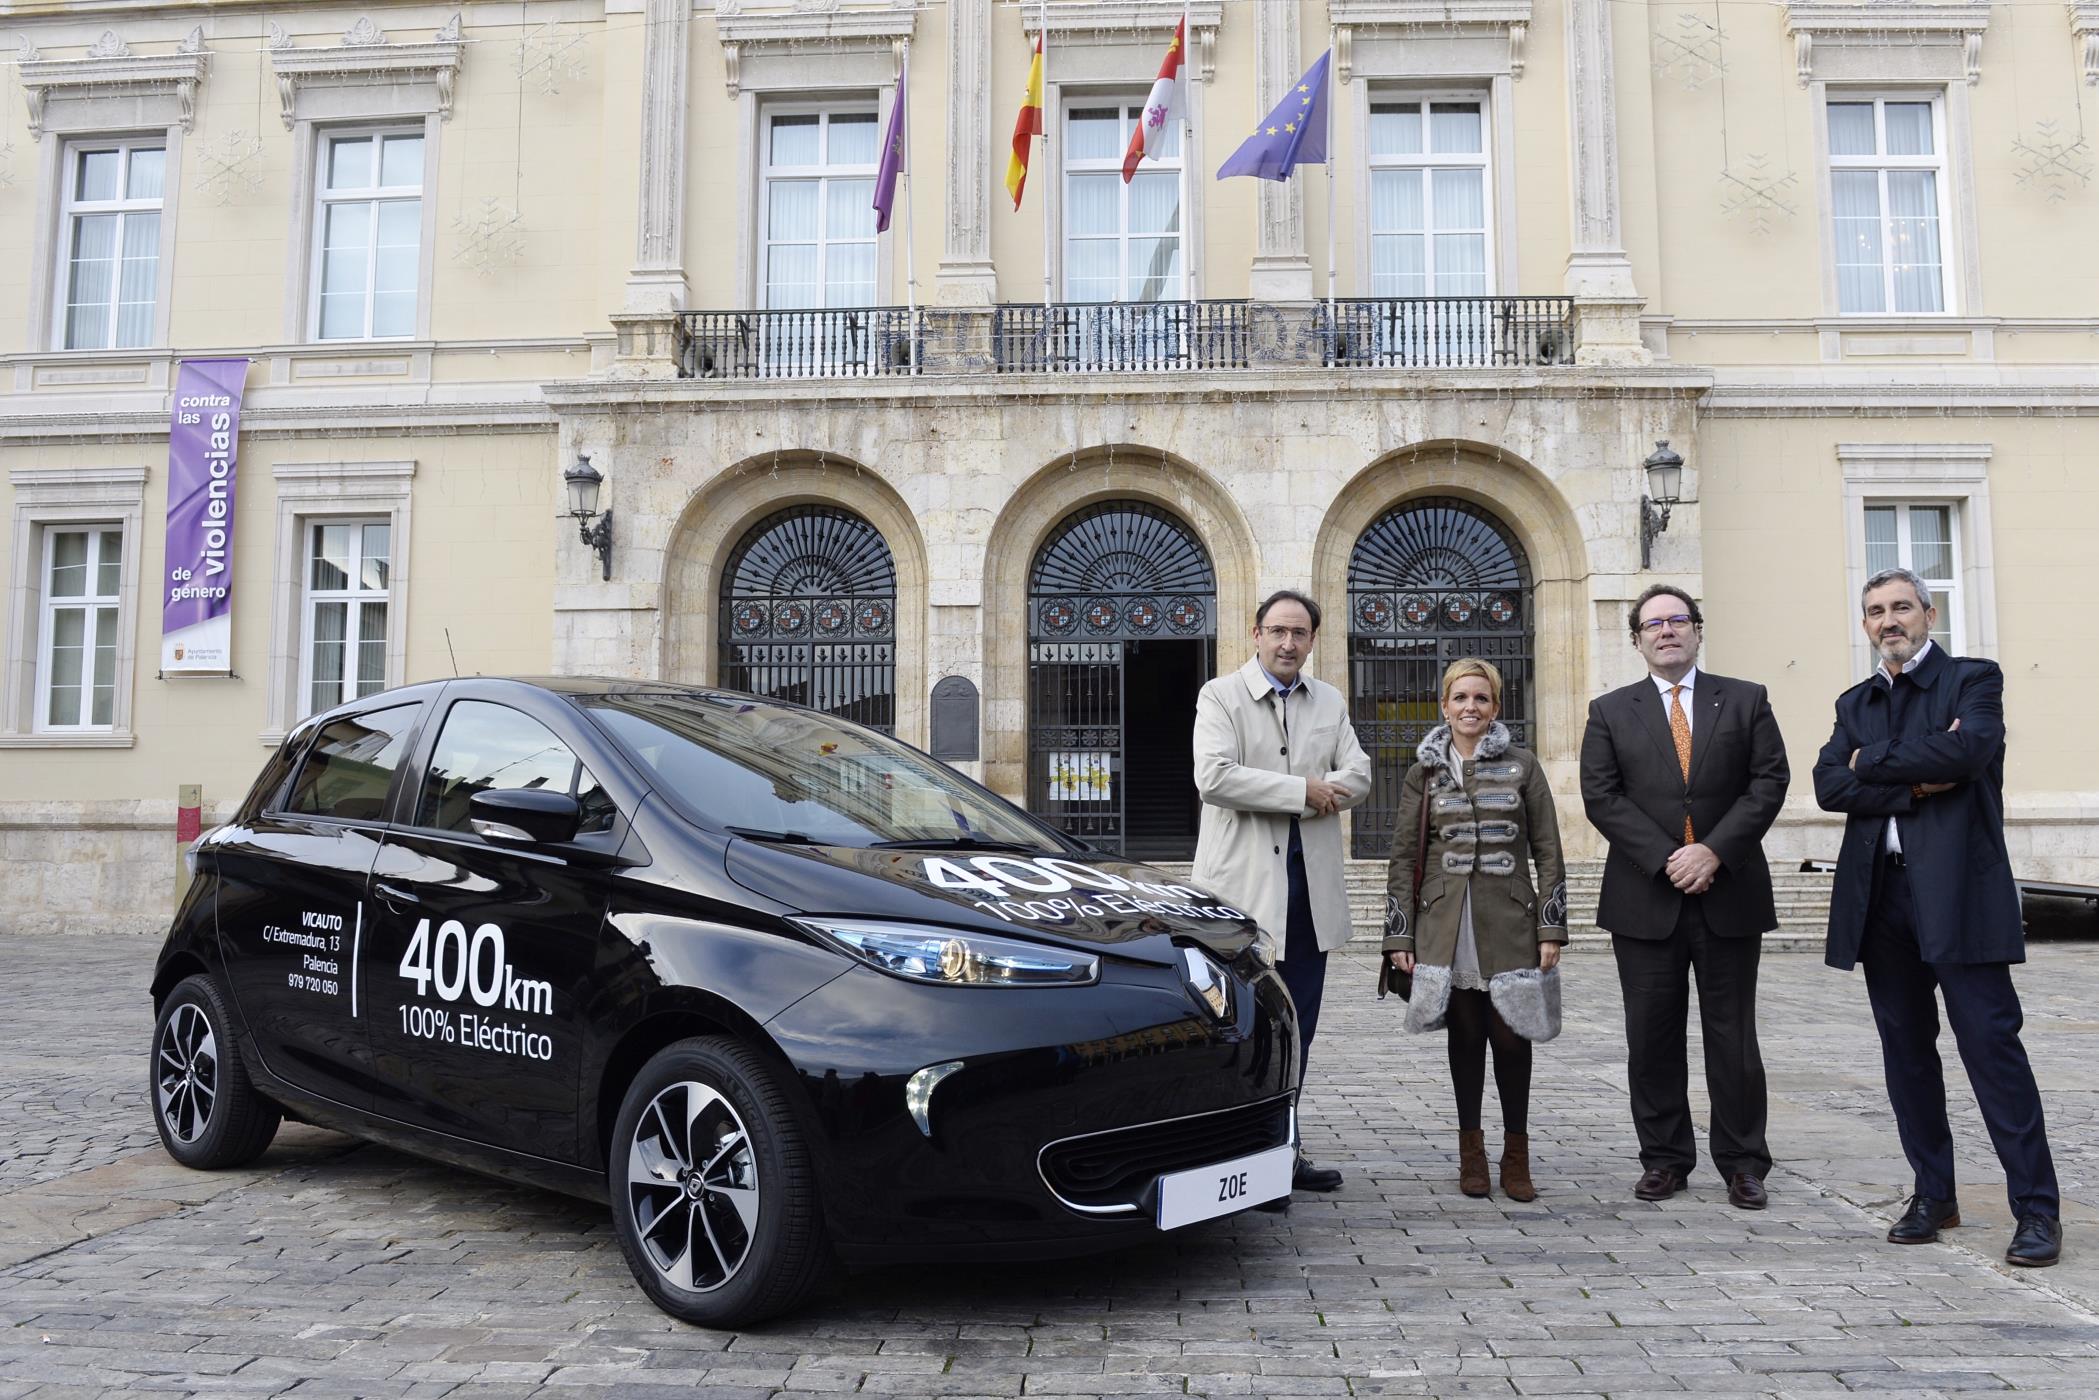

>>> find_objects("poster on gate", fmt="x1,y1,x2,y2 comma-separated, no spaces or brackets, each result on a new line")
160,358,252,675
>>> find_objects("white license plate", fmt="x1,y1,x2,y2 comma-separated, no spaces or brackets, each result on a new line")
1156,1144,1295,1229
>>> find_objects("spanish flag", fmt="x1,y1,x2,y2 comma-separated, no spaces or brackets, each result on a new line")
1005,37,1045,209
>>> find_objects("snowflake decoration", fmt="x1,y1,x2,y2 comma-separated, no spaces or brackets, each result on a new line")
1718,154,1800,237
451,197,526,274
195,129,265,206
0,140,15,193
1652,12,1726,93
515,20,588,96
2011,122,2093,204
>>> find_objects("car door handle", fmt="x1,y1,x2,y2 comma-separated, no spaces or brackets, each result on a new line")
374,881,421,910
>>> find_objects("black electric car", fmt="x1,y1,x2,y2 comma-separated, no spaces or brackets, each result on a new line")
149,678,1300,1326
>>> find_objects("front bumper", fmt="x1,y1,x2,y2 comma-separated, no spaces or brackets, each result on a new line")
763,941,1299,1260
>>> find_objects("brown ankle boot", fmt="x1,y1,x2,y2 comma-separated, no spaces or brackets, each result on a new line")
1458,1129,1490,1197
1499,1133,1536,1202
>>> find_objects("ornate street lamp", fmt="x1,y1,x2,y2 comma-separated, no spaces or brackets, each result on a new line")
1640,440,1685,570
564,454,614,581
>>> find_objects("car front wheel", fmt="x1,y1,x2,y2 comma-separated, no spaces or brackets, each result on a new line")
151,974,281,1169
608,1037,829,1328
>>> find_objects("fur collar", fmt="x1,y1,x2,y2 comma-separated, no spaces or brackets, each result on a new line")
1416,720,1511,777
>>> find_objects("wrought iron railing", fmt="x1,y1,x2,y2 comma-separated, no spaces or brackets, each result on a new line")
993,299,1250,373
1321,296,1575,369
679,307,920,379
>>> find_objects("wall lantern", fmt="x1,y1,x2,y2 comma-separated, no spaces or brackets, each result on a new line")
1640,440,1686,570
564,454,615,581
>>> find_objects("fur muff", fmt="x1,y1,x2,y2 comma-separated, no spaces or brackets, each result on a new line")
1488,966,1563,1042
1404,962,1453,1033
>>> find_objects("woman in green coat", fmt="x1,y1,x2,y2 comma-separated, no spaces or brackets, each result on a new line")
1385,657,1568,1200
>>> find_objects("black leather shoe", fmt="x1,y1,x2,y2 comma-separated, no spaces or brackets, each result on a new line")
1727,1173,1768,1210
1634,1167,1689,1201
2005,1214,2062,1268
1886,1194,1960,1244
1292,1156,1343,1192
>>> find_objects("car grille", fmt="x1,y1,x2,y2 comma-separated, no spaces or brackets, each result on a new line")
1039,1095,1294,1209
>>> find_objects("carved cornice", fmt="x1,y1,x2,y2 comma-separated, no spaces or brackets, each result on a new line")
267,13,465,128
1021,1,1224,82
19,27,210,138
2073,2,2099,86
1330,0,1533,82
1784,2,1991,87
715,0,920,96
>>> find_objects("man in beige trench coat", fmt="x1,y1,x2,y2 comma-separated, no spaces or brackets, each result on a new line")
1193,589,1372,1192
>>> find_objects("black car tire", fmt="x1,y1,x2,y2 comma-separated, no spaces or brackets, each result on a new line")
608,1037,829,1328
151,974,282,1169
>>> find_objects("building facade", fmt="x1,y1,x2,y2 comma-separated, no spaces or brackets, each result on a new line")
4,0,2095,933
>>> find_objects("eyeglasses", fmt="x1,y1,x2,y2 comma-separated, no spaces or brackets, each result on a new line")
1637,614,1697,635
1260,626,1313,644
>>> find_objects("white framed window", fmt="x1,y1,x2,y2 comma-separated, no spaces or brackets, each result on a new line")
35,527,124,731
1063,100,1184,304
4,467,146,749
1366,96,1491,298
311,128,426,340
760,106,879,309
55,141,166,351
300,519,392,717
1827,95,1951,315
1863,503,1960,654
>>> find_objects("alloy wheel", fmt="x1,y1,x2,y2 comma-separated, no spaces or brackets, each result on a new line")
626,1080,759,1293
156,1003,218,1144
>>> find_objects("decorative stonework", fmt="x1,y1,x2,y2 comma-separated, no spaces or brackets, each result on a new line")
19,26,211,138
267,13,465,129
938,0,996,304
1022,1,1224,82
630,0,693,312
2075,3,2099,86
1331,0,1533,82
1785,2,1989,87
715,0,918,97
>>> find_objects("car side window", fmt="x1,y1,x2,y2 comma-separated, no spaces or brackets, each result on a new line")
283,704,422,821
418,700,616,835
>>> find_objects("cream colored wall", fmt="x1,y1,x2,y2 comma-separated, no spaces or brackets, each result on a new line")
0,432,558,805
1698,414,2099,805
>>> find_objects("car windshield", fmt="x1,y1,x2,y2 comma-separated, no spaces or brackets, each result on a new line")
581,692,1066,850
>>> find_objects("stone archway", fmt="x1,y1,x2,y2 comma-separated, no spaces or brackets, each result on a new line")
662,454,930,745
979,448,1260,808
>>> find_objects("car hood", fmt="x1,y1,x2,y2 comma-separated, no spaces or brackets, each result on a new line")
723,840,1260,968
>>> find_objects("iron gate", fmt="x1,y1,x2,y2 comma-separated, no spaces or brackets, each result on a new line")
1348,497,1533,858
719,505,897,732
1027,502,1215,854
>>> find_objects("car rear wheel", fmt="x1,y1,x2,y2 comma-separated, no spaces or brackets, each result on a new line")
151,974,281,1169
608,1037,829,1328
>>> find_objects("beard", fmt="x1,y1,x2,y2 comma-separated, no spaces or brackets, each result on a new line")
1877,629,1924,665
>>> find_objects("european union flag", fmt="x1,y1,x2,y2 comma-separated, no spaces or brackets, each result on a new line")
1217,50,1331,181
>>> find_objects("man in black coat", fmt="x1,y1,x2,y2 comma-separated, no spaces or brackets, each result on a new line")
1581,584,1790,1210
1812,566,2061,1267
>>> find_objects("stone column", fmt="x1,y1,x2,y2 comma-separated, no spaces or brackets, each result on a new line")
936,0,999,304
1563,0,1649,364
1247,1,1312,301
625,0,692,312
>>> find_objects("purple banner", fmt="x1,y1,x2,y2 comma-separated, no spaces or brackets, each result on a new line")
161,358,251,674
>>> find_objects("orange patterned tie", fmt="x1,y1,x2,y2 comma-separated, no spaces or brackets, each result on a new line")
1669,684,1694,842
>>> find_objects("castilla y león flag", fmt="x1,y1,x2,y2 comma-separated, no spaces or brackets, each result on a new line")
1122,18,1187,183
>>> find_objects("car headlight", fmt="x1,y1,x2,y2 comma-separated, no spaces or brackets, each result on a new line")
797,919,1100,987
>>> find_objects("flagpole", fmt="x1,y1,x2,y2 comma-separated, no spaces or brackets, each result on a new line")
1183,2,1195,311
1325,34,1338,326
901,41,917,370
1040,0,1054,312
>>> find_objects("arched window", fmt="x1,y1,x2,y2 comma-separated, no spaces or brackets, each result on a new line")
719,506,896,732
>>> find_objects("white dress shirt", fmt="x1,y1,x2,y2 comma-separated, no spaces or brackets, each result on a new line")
1878,641,1936,855
1650,666,1700,736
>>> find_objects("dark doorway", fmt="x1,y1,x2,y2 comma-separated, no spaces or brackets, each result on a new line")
1119,638,1211,861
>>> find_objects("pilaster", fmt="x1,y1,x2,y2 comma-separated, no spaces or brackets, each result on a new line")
626,0,691,312
1563,0,1648,362
937,0,998,304
1248,1,1312,301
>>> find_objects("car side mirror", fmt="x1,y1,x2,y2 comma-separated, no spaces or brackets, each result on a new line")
469,788,582,846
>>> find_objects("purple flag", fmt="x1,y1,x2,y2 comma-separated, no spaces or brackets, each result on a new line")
161,357,251,675
1217,50,1332,182
872,55,908,233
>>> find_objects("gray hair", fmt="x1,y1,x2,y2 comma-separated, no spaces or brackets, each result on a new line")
1862,566,1933,613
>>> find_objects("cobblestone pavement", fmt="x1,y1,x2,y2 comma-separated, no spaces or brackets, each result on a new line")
1,934,2095,1398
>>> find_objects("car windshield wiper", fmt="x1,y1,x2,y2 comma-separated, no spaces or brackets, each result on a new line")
726,826,828,846
867,836,1044,852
